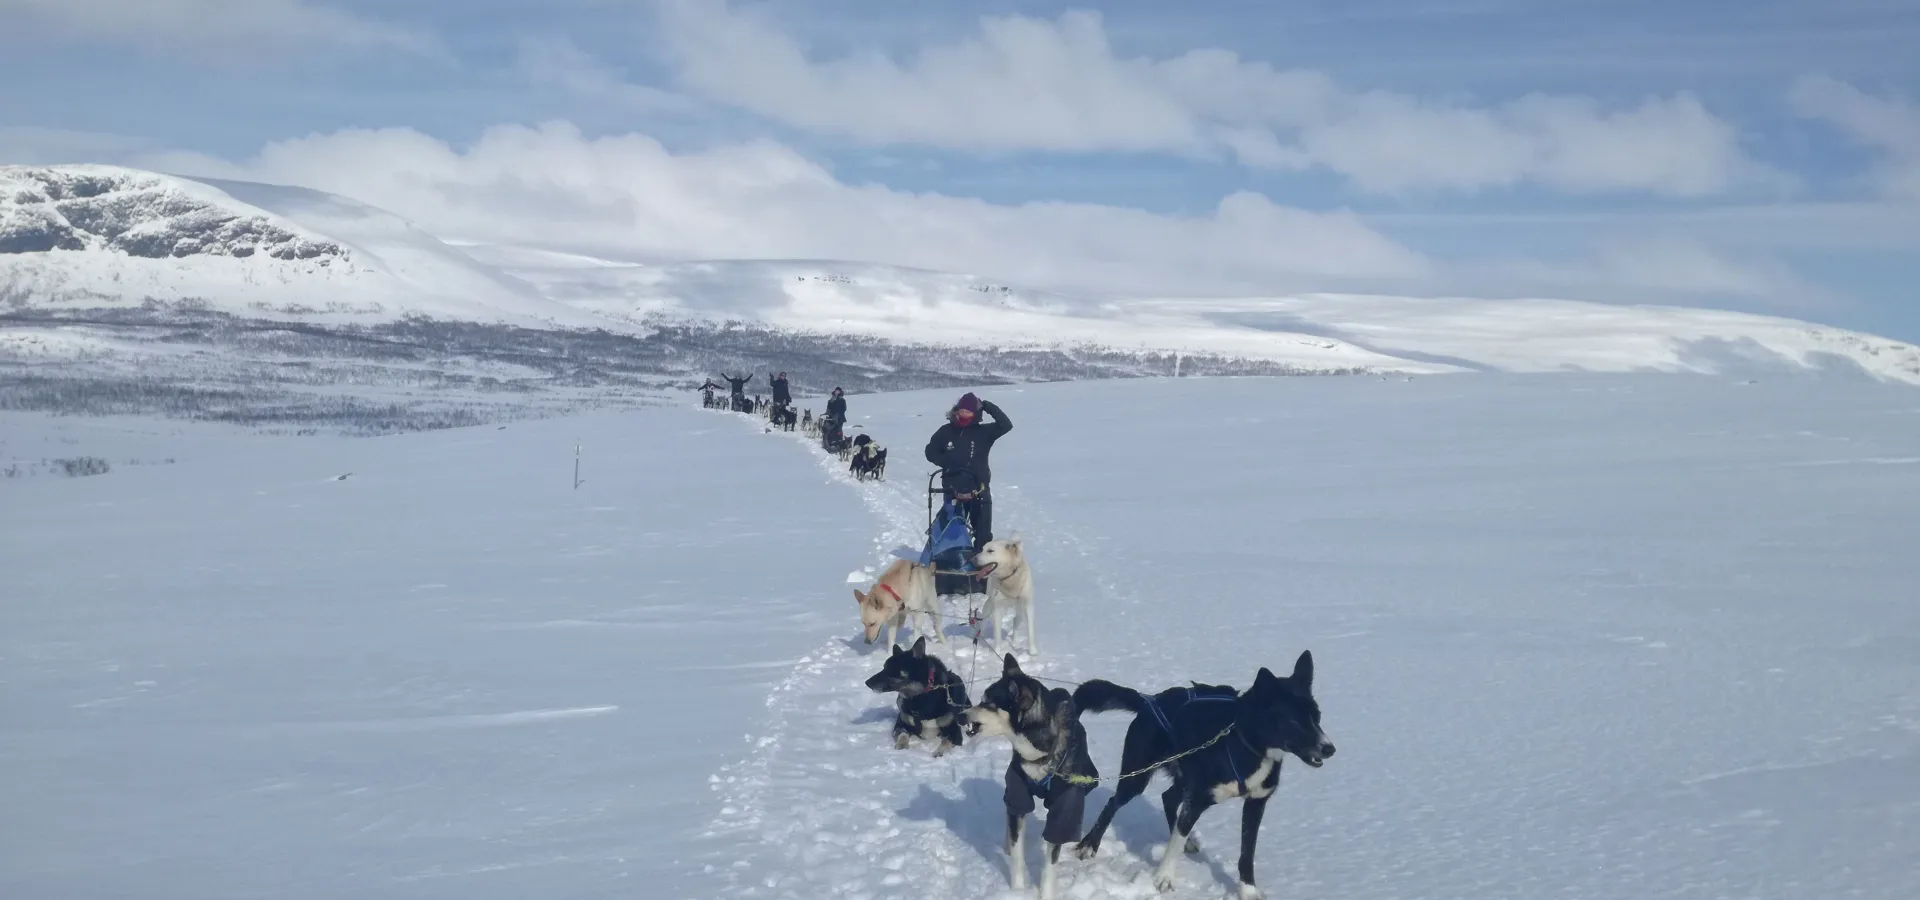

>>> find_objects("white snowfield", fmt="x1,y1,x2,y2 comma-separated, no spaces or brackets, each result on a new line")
6,164,1920,383
4,374,1918,900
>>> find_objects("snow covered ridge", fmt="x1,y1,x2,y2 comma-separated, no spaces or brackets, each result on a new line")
2,164,1918,384
1,165,346,263
481,253,1920,386
0,165,615,329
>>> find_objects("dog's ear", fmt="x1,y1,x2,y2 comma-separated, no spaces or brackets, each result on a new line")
1002,653,1023,677
1007,534,1024,548
1251,666,1280,696
910,636,927,658
853,589,867,606
1291,650,1314,692
1015,681,1044,722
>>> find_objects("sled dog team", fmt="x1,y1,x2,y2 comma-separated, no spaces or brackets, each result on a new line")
852,541,1334,900
723,382,1335,898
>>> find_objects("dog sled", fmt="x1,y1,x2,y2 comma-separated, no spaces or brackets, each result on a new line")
923,468,990,598
821,415,853,455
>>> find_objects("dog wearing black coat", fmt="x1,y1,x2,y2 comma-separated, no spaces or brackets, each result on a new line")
769,402,796,431
1072,651,1334,899
850,440,886,481
863,636,968,756
963,654,1098,900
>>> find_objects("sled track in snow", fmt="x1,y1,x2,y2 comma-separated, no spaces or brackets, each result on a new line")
696,412,1261,900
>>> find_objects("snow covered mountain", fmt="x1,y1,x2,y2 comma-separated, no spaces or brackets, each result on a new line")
475,248,1920,384
0,165,611,328
5,163,1919,385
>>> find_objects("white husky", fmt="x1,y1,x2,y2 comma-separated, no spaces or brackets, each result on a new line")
854,558,945,649
972,538,1037,655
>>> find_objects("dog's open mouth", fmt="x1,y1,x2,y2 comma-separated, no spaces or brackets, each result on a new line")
1300,753,1325,768
965,720,982,736
973,561,997,577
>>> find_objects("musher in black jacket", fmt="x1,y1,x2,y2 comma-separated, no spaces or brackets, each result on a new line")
821,387,849,450
770,372,792,406
924,392,1012,550
721,372,754,412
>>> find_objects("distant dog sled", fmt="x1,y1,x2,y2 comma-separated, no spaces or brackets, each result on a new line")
850,435,886,481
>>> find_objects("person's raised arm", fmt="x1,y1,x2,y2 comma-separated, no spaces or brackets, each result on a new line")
979,400,1012,436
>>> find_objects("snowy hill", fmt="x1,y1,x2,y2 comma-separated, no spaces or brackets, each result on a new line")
5,374,1917,898
0,165,613,328
470,248,1920,385
5,164,1919,389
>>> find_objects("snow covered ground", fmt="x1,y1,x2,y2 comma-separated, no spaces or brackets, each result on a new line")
0,409,873,899
5,374,1919,900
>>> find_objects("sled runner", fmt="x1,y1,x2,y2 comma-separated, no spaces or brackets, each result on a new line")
923,468,990,597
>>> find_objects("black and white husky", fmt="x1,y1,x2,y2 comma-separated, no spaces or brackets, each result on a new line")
1072,651,1335,899
862,637,969,756
963,654,1098,900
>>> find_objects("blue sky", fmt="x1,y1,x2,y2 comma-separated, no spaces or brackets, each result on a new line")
2,0,1917,339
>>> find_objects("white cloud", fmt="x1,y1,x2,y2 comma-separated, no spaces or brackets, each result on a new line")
0,0,439,58
654,0,1767,197
516,36,695,112
1589,239,1818,302
144,122,1432,296
1305,91,1763,196
1456,237,1827,312
1790,74,1920,202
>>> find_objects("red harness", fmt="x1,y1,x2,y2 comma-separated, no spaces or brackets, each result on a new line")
877,581,940,692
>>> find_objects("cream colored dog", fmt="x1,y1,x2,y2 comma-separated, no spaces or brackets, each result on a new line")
854,558,944,648
972,538,1037,655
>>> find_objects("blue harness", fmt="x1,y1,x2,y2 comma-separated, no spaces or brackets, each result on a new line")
1141,688,1251,792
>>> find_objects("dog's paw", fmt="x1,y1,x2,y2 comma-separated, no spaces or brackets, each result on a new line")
1152,871,1177,893
893,733,911,750
1237,882,1266,900
1073,841,1099,860
932,739,952,758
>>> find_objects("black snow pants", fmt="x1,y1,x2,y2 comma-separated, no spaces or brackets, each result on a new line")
946,484,992,551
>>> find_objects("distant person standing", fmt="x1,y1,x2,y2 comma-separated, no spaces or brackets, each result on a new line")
825,386,846,423
721,372,753,412
924,392,1012,550
770,372,792,407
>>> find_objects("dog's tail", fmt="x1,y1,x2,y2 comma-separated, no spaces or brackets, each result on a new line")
1073,679,1147,718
